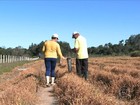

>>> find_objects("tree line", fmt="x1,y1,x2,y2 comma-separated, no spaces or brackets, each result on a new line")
0,34,140,57
88,34,140,57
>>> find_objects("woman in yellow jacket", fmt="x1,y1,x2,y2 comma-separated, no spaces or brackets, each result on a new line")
42,34,65,87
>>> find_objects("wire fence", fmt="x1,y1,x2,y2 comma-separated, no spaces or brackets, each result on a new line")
0,55,39,63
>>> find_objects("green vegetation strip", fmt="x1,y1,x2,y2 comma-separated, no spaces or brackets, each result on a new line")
0,61,30,75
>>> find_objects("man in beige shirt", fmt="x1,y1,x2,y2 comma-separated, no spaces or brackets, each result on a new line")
72,31,88,80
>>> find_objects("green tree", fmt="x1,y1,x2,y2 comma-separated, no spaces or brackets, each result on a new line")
58,41,71,57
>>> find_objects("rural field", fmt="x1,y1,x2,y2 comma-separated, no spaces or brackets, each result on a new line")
0,56,140,105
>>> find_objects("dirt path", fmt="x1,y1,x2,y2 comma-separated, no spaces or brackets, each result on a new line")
35,64,58,105
36,86,58,105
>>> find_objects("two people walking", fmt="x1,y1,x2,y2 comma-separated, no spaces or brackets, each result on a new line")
42,32,88,87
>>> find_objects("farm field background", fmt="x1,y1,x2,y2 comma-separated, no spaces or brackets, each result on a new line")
0,61,31,75
0,56,140,105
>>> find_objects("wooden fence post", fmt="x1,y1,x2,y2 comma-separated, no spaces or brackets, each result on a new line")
0,55,2,63
2,55,4,63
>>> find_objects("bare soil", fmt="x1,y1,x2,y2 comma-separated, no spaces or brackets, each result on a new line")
36,86,58,105
35,64,58,105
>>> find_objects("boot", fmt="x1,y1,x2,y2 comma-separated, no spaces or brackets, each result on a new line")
46,76,50,87
51,77,55,85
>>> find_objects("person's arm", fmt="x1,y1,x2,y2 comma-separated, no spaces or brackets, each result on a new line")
71,48,79,53
42,43,46,52
57,44,65,59
72,39,79,53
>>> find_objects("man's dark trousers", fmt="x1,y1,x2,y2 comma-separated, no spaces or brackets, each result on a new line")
76,58,88,80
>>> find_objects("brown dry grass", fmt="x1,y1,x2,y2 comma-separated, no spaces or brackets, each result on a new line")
0,57,139,105
0,60,45,105
54,56,140,105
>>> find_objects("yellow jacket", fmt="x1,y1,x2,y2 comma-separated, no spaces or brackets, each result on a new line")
42,40,63,58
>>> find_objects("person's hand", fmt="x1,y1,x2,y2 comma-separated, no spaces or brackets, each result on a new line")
62,56,67,60
71,48,79,53
71,48,75,52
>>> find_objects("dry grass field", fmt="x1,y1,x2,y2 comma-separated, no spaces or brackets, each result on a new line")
0,60,43,105
54,56,140,105
0,56,139,105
